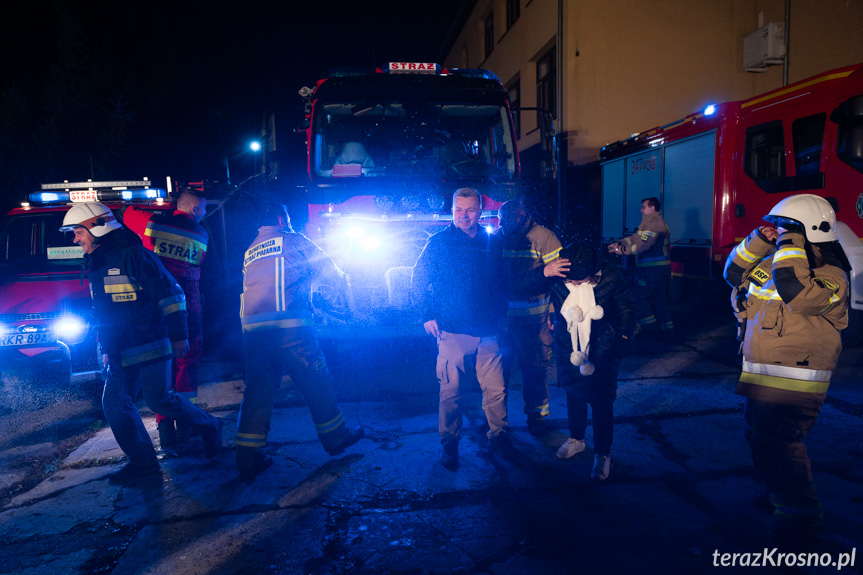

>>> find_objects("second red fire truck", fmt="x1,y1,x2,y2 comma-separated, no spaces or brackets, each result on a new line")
600,62,863,343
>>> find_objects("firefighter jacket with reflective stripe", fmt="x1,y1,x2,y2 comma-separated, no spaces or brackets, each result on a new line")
412,224,506,337
619,211,670,270
86,227,188,366
240,226,347,351
124,207,208,280
499,221,562,323
723,228,848,408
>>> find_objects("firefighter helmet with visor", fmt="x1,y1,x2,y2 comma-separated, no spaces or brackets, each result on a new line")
763,194,837,243
59,202,122,238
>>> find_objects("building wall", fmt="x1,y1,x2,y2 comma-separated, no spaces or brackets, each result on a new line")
443,0,863,167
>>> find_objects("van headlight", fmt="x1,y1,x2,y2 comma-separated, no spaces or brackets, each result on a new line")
53,316,87,343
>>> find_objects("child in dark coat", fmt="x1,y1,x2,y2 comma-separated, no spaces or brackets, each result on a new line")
528,242,636,480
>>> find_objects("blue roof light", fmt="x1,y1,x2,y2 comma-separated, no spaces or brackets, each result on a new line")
703,104,717,116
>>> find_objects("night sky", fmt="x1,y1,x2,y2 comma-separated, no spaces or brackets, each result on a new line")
1,1,465,208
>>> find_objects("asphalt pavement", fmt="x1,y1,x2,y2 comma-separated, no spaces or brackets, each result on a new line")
1,289,861,574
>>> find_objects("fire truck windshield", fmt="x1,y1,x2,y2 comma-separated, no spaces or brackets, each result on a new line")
312,102,517,181
0,212,83,270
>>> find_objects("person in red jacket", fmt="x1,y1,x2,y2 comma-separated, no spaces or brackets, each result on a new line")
124,188,209,447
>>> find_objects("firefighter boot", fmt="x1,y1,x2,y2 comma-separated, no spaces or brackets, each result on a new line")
327,426,365,456
108,461,161,484
173,418,193,443
157,420,176,449
238,452,274,481
203,418,223,458
527,418,551,437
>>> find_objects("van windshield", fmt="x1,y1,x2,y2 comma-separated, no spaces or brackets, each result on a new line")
0,212,83,270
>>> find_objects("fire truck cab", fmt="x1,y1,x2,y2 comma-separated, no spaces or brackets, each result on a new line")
0,179,174,385
298,62,522,329
600,63,863,343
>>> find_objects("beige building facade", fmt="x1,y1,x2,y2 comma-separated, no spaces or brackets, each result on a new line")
443,0,863,170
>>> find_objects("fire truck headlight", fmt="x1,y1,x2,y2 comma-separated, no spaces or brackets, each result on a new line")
53,316,87,342
360,236,382,251
485,225,495,235
346,226,366,240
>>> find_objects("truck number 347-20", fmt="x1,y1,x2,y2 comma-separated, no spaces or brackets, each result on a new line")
630,156,657,174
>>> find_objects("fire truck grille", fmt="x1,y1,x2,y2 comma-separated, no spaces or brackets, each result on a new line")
0,312,65,322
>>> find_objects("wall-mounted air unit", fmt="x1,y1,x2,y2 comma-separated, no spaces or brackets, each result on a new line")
743,22,786,72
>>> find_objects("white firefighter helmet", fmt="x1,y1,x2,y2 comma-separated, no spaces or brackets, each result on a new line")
59,202,122,237
763,194,837,243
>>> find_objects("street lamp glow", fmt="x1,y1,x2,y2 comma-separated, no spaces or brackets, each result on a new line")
249,141,262,152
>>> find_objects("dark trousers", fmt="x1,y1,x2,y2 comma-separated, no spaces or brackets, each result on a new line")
503,317,553,422
567,396,613,455
634,269,673,331
237,330,350,469
557,348,620,456
103,355,219,467
744,397,823,522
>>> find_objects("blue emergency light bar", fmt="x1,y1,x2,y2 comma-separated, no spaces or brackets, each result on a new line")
447,68,502,82
29,179,168,205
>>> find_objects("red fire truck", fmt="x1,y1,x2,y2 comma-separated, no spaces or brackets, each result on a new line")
0,179,175,386
297,62,530,329
600,62,863,342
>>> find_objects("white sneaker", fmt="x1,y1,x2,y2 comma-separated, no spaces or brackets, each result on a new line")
591,454,611,481
556,438,585,459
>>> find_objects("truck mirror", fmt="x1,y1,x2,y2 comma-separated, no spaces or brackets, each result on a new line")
845,95,863,119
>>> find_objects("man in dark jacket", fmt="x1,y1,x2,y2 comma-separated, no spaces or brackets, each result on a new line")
60,202,222,483
412,187,511,471
533,242,636,481
124,188,209,446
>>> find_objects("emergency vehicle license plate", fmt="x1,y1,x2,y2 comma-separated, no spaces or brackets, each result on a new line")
0,332,56,347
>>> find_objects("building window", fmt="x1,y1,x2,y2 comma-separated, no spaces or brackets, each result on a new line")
537,47,556,120
508,80,521,139
484,13,494,59
506,0,520,29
